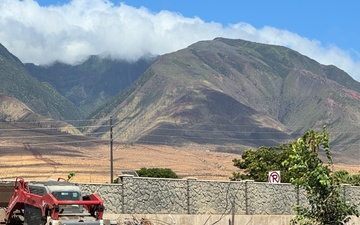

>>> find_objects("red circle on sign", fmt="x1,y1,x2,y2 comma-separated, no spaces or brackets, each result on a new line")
269,171,280,183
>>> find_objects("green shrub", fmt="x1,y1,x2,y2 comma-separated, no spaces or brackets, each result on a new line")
136,167,178,178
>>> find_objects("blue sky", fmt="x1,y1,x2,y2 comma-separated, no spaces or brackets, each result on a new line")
127,0,359,52
1,0,359,80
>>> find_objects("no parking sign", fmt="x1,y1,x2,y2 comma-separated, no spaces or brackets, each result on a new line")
268,171,281,183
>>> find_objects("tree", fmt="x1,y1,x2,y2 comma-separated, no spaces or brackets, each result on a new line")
334,170,360,186
283,127,359,225
231,135,360,184
231,126,359,224
67,172,76,182
350,174,360,186
136,168,178,178
231,144,295,182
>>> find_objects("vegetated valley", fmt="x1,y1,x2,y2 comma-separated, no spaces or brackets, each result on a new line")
0,37,359,182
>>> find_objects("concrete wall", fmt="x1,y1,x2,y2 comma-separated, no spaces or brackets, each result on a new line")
103,214,360,225
1,177,359,225
79,176,360,216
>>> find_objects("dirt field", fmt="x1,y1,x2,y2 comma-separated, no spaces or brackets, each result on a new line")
0,137,359,184
0,138,244,183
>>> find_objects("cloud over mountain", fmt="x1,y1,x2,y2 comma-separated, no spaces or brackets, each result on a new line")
1,0,359,80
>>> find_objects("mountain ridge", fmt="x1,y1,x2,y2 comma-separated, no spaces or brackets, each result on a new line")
1,38,360,161
85,38,360,159
25,55,156,117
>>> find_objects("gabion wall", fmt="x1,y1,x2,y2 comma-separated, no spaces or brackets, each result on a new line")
79,176,360,215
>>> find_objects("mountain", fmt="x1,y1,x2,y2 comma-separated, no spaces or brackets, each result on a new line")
0,94,81,135
86,38,360,160
25,56,155,117
2,38,360,161
0,43,80,121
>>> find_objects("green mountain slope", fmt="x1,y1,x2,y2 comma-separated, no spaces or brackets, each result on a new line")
87,38,360,160
0,43,80,120
25,56,155,117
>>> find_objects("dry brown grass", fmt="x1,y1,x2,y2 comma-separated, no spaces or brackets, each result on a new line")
0,134,358,183
0,140,241,183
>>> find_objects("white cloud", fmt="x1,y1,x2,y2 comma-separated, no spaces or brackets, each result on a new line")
0,0,360,80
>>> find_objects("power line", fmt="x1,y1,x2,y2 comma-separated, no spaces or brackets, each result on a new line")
0,118,109,124
2,126,360,144
2,125,360,138
0,124,110,131
1,120,360,153
0,131,108,140
3,119,360,134
135,134,294,141
110,124,360,134
22,139,106,146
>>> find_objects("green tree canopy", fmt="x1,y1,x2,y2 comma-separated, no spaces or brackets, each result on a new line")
136,167,178,178
334,170,360,186
231,144,295,182
231,130,360,186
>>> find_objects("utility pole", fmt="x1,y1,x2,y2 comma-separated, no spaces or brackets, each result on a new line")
231,200,235,225
110,117,113,183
